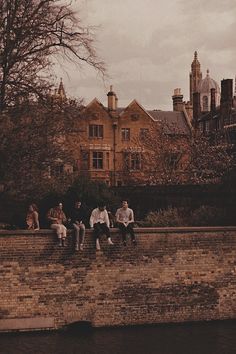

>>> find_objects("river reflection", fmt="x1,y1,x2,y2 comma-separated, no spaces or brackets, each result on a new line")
0,321,236,354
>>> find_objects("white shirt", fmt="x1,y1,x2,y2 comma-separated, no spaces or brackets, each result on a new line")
90,208,110,228
115,207,134,224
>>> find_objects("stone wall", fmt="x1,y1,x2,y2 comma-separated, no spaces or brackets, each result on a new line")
1,227,236,331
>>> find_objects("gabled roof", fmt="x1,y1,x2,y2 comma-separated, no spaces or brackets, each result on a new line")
83,97,191,135
119,99,155,121
82,98,110,116
148,110,191,134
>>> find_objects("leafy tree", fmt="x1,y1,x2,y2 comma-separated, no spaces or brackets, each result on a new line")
0,97,84,200
65,177,119,214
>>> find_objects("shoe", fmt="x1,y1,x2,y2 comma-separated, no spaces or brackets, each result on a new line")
132,239,137,246
107,237,114,245
79,243,84,251
75,243,79,251
96,239,101,251
123,240,127,246
58,239,62,247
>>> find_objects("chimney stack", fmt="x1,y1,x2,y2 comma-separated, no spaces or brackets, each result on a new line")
107,85,118,111
220,79,233,126
193,92,201,129
172,88,183,111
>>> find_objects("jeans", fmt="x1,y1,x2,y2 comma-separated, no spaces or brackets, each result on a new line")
93,222,111,240
73,223,85,244
117,222,135,241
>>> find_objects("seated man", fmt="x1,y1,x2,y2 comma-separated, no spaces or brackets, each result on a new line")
70,200,86,251
89,203,114,250
47,202,67,247
115,200,137,246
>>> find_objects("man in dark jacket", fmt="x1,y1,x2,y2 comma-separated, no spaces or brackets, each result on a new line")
70,201,86,251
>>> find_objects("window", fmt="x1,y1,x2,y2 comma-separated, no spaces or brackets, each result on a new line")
202,96,208,111
166,152,181,170
199,121,204,132
54,164,64,175
139,128,149,141
92,152,103,169
89,125,103,138
205,120,210,132
131,153,142,170
124,152,142,170
106,152,110,170
121,128,130,141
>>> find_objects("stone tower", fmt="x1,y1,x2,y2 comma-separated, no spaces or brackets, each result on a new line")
189,51,202,105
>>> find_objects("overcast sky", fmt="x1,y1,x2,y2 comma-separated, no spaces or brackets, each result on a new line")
55,0,236,110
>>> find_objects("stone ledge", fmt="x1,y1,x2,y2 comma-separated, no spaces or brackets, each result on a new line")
0,226,236,236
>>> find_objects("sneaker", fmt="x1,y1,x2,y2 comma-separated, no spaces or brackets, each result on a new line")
75,243,79,251
58,239,62,247
96,239,101,251
107,237,114,245
79,243,84,251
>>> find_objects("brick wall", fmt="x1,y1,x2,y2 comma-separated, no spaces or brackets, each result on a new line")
1,227,236,331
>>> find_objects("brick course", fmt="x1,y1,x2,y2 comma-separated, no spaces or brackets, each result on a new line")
0,227,236,331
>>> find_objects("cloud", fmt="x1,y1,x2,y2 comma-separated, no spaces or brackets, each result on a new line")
56,0,236,110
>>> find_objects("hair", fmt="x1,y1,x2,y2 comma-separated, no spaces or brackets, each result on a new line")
30,203,38,212
98,201,106,208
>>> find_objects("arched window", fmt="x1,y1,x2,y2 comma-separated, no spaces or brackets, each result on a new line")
202,95,208,111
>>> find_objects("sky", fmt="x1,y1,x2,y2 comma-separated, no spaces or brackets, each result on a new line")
55,0,236,110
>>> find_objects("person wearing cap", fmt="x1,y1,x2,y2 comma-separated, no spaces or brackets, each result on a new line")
47,202,67,247
89,203,114,250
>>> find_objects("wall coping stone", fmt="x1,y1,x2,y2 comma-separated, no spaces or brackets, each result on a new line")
0,226,236,236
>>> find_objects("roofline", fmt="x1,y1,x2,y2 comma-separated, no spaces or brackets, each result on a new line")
119,99,156,121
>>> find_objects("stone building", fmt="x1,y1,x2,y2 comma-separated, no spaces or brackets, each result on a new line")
173,51,221,122
66,86,192,186
193,78,236,142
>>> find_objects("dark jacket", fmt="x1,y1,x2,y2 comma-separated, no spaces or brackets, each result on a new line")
70,207,86,224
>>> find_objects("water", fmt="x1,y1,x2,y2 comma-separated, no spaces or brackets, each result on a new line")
0,321,236,354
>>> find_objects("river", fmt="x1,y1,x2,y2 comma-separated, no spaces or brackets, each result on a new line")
0,320,235,354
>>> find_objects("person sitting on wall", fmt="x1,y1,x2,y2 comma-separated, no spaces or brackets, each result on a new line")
47,202,67,247
89,202,114,251
26,204,40,230
69,200,86,251
115,200,137,246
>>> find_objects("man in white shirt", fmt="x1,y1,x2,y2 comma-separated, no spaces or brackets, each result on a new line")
90,203,114,250
115,200,136,246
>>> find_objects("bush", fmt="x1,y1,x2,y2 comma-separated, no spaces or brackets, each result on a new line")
143,207,184,227
188,205,226,226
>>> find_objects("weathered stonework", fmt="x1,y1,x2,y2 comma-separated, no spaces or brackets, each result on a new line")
0,227,236,331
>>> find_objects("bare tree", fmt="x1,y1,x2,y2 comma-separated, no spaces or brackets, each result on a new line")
0,0,105,111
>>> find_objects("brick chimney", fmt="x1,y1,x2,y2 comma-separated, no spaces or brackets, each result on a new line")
220,79,233,126
193,92,201,129
107,85,117,111
172,88,183,111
